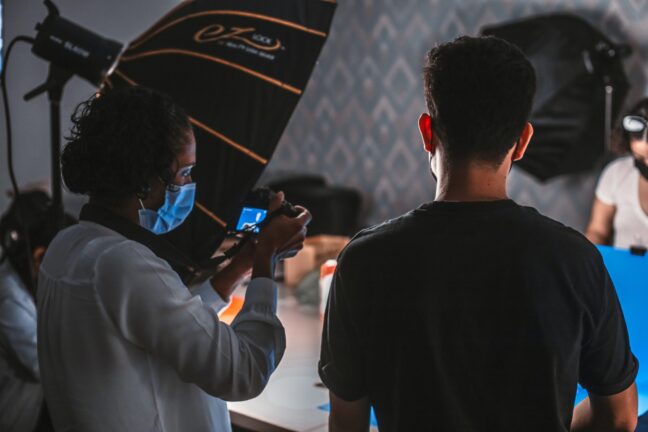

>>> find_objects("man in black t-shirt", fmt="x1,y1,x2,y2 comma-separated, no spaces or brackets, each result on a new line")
318,36,639,431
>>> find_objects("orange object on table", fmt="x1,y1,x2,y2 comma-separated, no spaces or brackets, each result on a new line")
218,295,245,325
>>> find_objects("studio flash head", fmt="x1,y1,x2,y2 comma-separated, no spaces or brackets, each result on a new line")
31,0,123,88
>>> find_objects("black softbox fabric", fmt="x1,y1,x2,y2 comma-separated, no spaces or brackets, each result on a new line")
108,0,336,263
482,14,630,181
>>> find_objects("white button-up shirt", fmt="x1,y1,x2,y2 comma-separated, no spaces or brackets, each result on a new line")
37,221,285,432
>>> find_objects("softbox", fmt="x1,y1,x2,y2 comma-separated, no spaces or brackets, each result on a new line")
482,14,630,181
107,0,336,266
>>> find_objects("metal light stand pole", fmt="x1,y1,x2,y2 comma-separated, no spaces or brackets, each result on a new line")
604,83,613,152
24,64,73,230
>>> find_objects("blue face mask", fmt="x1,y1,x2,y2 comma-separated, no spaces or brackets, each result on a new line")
138,182,196,235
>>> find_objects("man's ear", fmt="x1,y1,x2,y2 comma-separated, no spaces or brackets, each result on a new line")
512,122,534,162
418,113,436,154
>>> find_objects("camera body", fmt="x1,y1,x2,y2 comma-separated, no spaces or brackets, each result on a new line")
232,188,299,234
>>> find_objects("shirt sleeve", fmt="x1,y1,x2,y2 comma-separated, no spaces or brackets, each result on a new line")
595,160,620,205
190,279,230,312
94,242,285,401
0,299,39,381
579,265,638,396
318,244,367,401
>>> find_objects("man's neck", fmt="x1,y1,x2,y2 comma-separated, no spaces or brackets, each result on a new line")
434,163,509,202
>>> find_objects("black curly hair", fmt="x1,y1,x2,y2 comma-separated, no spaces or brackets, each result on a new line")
61,86,192,201
424,36,536,166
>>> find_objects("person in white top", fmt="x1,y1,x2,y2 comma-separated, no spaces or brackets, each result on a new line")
37,86,311,432
586,98,648,249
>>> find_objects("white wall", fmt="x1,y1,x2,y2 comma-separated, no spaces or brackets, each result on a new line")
0,0,180,214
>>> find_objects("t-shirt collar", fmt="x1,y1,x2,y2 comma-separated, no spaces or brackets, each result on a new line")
418,199,517,213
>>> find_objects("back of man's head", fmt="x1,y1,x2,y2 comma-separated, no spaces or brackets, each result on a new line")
424,36,536,167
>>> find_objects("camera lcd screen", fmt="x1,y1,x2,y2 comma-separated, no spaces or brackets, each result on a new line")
235,207,268,233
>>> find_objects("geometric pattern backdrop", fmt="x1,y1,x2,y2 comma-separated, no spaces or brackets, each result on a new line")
266,0,648,232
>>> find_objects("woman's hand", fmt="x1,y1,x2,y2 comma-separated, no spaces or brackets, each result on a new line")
273,205,310,260
228,191,299,271
253,194,311,279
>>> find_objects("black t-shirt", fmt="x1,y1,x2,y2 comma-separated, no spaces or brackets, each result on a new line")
319,200,638,432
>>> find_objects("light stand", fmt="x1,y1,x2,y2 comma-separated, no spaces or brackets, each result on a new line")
24,65,72,228
24,0,123,229
595,41,631,152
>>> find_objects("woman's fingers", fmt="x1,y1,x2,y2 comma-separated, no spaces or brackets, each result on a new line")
267,191,285,213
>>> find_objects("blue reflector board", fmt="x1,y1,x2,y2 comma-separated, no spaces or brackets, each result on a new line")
594,246,648,415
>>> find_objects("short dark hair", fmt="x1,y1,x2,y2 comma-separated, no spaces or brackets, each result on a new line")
613,97,648,154
423,36,536,166
61,86,192,201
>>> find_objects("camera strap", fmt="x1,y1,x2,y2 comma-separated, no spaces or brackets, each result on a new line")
79,201,297,285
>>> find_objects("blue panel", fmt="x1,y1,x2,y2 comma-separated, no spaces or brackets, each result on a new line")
597,246,648,416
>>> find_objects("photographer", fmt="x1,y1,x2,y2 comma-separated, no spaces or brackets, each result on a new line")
37,86,310,432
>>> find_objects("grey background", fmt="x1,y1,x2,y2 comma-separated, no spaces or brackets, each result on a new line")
3,0,648,231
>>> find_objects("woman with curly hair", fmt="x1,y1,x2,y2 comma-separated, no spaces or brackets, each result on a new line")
37,86,310,432
586,98,648,249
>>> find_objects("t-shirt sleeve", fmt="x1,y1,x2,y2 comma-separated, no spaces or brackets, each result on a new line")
579,265,638,396
318,244,367,401
595,160,620,205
